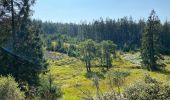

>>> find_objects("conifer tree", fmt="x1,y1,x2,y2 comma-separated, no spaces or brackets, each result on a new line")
141,10,164,71
14,0,47,85
0,0,47,85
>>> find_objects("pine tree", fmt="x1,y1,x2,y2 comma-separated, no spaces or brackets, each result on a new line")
13,0,47,85
16,22,47,85
0,0,47,85
141,10,164,71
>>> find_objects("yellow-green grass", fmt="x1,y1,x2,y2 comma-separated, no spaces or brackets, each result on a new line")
43,52,170,100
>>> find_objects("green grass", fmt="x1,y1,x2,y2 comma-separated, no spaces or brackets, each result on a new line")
43,51,170,100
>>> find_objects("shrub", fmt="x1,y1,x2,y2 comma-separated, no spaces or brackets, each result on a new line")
97,92,123,100
123,75,170,100
84,71,105,79
106,70,130,98
38,74,62,100
0,76,25,100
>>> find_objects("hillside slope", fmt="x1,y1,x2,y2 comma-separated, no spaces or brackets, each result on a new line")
44,51,170,100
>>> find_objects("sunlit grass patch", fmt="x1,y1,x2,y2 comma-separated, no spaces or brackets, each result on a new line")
112,58,136,68
42,51,170,100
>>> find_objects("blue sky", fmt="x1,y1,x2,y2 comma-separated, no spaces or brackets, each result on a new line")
32,0,170,23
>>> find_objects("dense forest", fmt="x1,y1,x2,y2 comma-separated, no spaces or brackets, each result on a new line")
0,0,170,100
34,17,170,54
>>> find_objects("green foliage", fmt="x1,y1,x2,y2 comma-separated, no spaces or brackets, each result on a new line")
0,0,46,86
160,21,170,55
107,70,130,97
98,92,120,100
84,71,105,79
108,70,130,81
1,2,170,99
65,43,79,57
45,51,170,99
0,76,25,100
14,23,47,85
34,17,145,51
79,39,97,72
123,75,170,100
34,12,170,54
38,74,62,100
0,19,11,46
141,10,165,71
100,40,117,70
54,34,65,52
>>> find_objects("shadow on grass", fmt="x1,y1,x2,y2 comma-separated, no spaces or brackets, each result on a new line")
84,71,105,79
155,69,170,76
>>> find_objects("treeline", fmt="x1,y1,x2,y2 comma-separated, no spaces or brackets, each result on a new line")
34,17,170,54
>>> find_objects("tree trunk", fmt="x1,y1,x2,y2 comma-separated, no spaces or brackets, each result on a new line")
106,55,109,70
89,60,91,72
11,0,15,49
11,0,18,79
85,60,88,72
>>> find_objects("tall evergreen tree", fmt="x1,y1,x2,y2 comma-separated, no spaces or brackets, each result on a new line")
16,22,47,85
141,10,164,71
0,0,47,85
14,0,47,85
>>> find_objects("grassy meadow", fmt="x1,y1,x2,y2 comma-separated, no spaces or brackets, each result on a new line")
43,51,170,100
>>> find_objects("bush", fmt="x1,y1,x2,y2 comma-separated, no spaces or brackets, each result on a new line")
123,75,170,100
0,76,25,100
84,71,105,79
107,70,130,86
38,74,62,100
97,92,122,100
